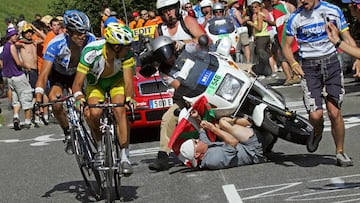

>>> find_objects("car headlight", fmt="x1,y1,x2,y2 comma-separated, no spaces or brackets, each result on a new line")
215,74,242,102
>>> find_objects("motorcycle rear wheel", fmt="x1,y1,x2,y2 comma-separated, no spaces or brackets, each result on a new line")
262,111,314,151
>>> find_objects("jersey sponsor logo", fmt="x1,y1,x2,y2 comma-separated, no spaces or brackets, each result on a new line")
84,50,97,64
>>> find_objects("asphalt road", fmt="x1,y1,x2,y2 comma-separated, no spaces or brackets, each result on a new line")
1,72,360,202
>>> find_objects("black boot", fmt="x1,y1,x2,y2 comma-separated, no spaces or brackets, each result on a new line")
148,151,169,171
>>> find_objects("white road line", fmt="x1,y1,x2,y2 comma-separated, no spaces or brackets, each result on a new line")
222,184,243,203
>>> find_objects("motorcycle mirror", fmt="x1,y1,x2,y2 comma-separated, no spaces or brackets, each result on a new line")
198,35,209,48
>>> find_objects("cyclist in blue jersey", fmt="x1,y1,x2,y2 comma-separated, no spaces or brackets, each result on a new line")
283,0,358,166
34,10,96,154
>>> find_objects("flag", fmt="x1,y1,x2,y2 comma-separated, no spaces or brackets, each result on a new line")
168,96,217,166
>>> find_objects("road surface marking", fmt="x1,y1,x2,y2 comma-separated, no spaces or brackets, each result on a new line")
223,184,243,203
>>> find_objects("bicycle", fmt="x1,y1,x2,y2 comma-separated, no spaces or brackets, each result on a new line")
36,94,103,200
87,90,135,202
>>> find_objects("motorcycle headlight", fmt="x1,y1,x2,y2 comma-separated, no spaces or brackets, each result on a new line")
215,74,242,102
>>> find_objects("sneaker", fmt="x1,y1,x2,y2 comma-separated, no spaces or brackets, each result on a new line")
148,151,169,171
23,123,31,129
63,135,74,155
336,152,353,167
121,161,133,177
34,123,40,128
13,118,21,131
307,123,324,153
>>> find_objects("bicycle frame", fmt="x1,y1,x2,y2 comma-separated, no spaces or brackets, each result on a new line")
87,90,126,202
39,94,102,199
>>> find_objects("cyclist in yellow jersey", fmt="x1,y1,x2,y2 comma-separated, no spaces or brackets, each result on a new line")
72,23,135,175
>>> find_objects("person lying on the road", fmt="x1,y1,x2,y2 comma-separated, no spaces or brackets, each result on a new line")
180,109,274,170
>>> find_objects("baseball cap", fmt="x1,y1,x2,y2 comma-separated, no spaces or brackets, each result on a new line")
133,11,139,17
6,27,18,38
180,139,197,167
41,15,53,25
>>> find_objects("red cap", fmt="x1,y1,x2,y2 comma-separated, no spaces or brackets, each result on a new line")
132,12,139,17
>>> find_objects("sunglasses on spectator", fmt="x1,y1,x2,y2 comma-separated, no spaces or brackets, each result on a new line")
186,6,192,8
214,10,223,13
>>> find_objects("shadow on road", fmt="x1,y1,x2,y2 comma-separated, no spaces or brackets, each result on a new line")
42,180,139,202
266,152,336,167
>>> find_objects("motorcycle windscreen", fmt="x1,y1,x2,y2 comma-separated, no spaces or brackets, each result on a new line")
180,54,219,92
208,17,235,35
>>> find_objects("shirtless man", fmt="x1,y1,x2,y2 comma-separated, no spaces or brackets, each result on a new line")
18,24,40,127
19,24,38,89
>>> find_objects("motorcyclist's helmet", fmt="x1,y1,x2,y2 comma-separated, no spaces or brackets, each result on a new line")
212,3,225,15
151,36,175,63
63,10,91,33
200,0,213,9
104,23,133,45
156,0,181,22
247,0,262,6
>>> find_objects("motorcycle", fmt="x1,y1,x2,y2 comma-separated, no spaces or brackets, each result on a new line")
205,16,239,62
139,35,317,164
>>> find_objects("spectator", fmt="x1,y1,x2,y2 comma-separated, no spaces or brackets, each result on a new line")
193,0,205,18
2,27,33,130
197,0,214,27
129,11,145,29
40,15,53,28
18,24,38,89
268,0,301,86
184,2,196,17
140,10,149,25
283,0,358,166
42,18,60,54
144,11,163,26
5,18,15,29
227,0,252,63
17,14,27,33
35,14,42,21
180,110,271,170
326,23,360,59
247,0,272,76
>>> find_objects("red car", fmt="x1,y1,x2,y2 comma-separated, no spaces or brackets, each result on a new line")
128,66,174,128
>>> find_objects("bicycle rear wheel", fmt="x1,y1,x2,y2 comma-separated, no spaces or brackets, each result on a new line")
71,123,102,200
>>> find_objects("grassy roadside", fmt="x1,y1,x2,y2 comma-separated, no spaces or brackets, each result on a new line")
0,0,52,39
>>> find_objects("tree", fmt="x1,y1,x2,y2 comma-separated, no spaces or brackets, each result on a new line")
49,0,156,37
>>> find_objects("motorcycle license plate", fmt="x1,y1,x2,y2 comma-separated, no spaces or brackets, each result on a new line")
149,98,173,109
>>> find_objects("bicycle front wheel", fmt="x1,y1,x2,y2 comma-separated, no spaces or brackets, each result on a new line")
71,124,102,200
104,126,115,202
114,125,122,199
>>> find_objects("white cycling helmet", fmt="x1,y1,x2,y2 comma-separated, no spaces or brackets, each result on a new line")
104,23,133,45
64,10,91,33
200,0,213,9
247,0,262,6
156,0,180,10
